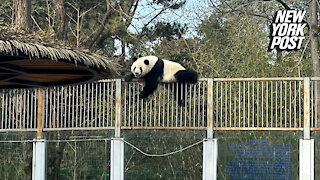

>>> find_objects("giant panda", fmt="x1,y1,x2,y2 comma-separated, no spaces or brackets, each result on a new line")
125,55,198,106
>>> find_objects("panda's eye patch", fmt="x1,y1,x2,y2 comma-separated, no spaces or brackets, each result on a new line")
144,59,149,65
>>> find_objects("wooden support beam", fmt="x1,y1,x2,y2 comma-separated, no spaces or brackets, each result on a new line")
37,89,43,139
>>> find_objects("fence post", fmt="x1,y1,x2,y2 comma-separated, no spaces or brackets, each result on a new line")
36,88,43,139
32,89,47,180
115,79,122,138
303,77,311,140
110,79,124,180
207,78,214,139
299,139,314,180
32,139,47,180
299,77,314,180
203,78,217,180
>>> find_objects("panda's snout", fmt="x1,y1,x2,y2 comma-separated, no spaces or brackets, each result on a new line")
133,67,142,77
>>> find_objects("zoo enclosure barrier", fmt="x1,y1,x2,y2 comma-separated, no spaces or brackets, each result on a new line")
0,77,319,180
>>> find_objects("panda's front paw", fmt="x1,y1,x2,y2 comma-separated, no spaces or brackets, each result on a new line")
140,91,148,99
125,74,133,82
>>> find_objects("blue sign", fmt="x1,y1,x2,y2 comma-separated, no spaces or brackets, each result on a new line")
227,139,290,180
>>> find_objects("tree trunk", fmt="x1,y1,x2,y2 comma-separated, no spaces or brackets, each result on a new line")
309,0,320,126
310,0,320,76
14,0,31,31
53,0,67,41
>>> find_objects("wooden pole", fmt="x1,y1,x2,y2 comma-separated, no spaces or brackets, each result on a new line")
37,89,43,139
115,79,122,137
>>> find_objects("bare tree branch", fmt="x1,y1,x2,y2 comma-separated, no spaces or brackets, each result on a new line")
85,0,111,49
31,15,44,32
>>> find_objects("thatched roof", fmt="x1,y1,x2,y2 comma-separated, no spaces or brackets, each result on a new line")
0,25,120,89
0,39,119,71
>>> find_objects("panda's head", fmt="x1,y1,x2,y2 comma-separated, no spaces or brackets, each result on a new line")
131,55,159,78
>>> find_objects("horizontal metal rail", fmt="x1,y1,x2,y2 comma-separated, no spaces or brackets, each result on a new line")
0,77,319,132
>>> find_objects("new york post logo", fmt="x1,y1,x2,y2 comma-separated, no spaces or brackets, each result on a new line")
268,10,306,51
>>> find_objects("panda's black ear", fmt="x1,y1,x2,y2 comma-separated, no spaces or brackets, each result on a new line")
139,54,142,58
133,56,138,61
144,59,149,65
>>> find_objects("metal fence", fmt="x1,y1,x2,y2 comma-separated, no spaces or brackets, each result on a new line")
311,79,320,130
122,80,208,129
0,89,38,131
214,78,305,130
0,77,319,132
43,80,116,131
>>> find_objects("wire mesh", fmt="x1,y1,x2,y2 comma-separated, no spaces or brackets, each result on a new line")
57,137,110,179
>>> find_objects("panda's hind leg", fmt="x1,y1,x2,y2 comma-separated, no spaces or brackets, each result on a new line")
173,69,198,106
175,68,198,84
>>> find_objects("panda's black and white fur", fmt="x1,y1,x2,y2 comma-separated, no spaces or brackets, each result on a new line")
125,55,198,106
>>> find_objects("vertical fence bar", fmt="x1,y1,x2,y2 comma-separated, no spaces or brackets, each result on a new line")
304,78,311,140
23,90,27,128
299,81,302,127
207,78,214,138
225,82,227,127
220,83,222,127
68,86,71,128
293,81,297,128
285,82,287,128
107,83,110,126
243,81,245,127
123,82,127,127
247,81,254,127
289,82,292,128
252,81,255,127
266,82,268,127
218,82,221,126
275,82,278,127
257,82,259,127
202,82,205,127
315,80,318,128
271,82,273,127
280,82,283,127
238,82,240,127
